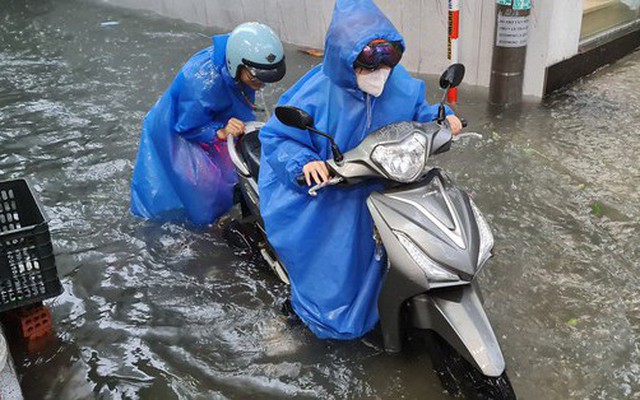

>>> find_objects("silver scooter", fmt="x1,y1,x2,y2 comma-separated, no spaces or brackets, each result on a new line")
227,65,516,399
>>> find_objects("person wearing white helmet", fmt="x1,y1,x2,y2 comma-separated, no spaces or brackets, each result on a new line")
131,22,286,225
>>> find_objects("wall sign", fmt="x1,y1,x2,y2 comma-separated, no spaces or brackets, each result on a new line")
496,14,530,47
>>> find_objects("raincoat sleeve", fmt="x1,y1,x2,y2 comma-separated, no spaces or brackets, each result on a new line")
260,118,321,188
413,81,454,122
173,64,229,145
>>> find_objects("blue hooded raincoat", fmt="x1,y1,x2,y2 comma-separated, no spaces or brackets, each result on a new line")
131,34,255,225
259,0,452,339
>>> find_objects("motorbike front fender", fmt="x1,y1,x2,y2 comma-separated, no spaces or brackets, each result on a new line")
410,285,505,377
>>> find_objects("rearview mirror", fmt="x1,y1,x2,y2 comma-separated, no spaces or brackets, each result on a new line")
275,106,315,130
439,64,465,90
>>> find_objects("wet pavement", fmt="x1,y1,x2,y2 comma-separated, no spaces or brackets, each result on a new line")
1,0,639,398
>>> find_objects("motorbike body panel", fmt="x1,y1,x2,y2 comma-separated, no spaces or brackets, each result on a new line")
367,170,504,377
231,130,264,222
409,287,506,377
236,172,262,220
228,128,291,284
367,171,481,282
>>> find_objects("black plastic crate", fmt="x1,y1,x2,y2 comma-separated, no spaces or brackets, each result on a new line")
0,179,62,313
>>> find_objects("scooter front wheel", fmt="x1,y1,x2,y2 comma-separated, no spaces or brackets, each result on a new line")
423,331,517,400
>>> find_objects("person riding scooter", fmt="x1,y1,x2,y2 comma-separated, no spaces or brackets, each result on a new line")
130,22,286,226
258,0,462,340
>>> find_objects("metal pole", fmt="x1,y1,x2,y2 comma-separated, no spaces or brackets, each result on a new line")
489,0,531,106
447,0,460,104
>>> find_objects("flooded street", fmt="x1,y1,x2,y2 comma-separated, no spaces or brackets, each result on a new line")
1,0,639,398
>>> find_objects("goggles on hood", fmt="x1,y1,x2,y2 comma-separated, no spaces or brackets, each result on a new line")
354,40,404,71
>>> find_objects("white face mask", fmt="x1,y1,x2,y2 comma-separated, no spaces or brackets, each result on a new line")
356,68,390,97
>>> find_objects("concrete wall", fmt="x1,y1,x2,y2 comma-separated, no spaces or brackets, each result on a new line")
102,0,584,97
523,0,583,96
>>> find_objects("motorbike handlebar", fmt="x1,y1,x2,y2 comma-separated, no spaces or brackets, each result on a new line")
293,118,473,190
296,173,344,196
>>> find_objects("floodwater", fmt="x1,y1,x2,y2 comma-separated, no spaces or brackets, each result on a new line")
0,0,639,399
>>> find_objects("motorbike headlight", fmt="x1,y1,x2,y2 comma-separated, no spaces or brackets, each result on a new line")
469,200,494,267
395,231,459,282
371,133,427,182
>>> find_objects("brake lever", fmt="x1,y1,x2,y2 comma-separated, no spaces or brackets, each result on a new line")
308,177,344,197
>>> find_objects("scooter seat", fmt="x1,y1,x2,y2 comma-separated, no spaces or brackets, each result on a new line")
238,130,262,178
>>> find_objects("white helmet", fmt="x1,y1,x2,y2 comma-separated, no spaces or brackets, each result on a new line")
226,22,286,83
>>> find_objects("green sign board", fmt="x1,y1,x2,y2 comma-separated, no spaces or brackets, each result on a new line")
496,0,532,10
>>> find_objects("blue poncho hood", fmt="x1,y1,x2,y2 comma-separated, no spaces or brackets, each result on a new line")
258,0,447,339
322,0,404,90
